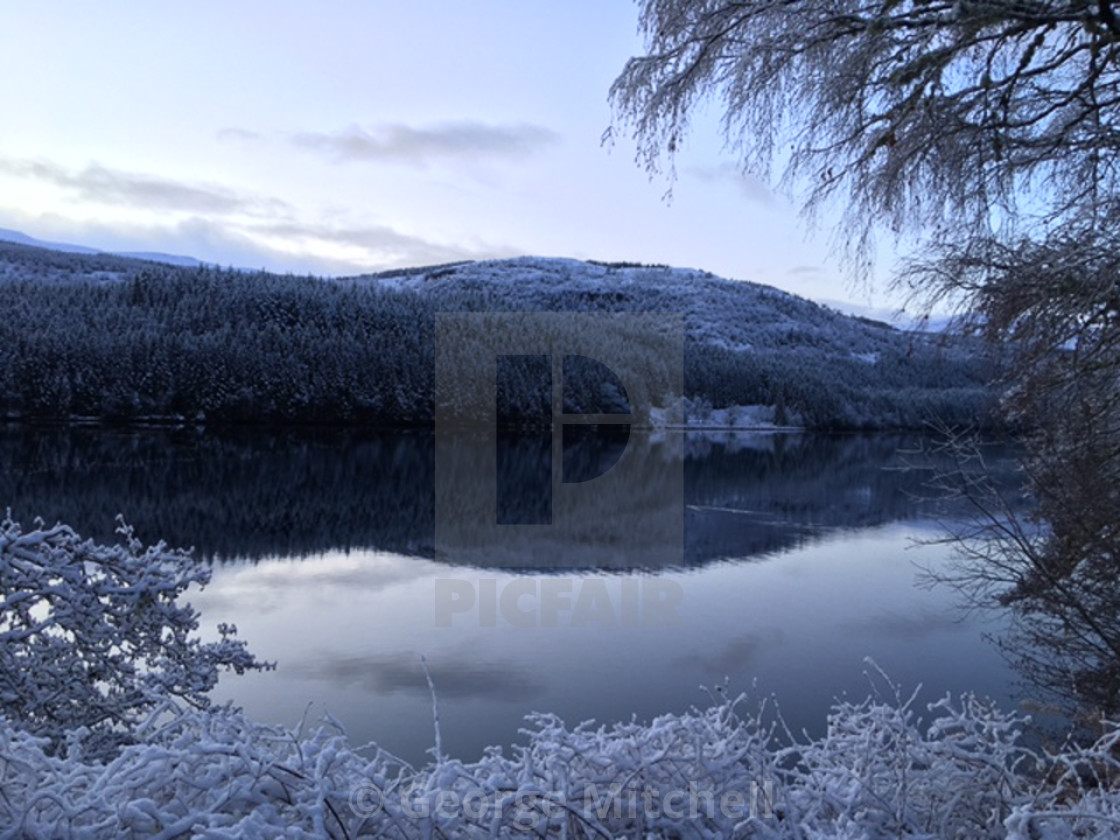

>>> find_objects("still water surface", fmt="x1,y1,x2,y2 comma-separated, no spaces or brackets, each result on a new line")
0,426,1027,765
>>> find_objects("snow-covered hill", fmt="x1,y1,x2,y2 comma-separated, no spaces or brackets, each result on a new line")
357,256,994,428
0,242,996,428
363,255,936,362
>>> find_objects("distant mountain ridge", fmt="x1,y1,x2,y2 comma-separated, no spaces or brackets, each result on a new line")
0,228,206,268
0,236,997,429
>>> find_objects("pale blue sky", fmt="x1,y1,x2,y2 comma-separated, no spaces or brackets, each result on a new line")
0,1,895,309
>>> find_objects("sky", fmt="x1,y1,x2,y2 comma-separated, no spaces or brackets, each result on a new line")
0,1,902,312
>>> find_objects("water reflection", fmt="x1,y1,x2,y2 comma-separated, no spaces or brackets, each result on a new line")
0,426,1020,567
186,528,1022,766
438,426,684,569
0,426,1030,766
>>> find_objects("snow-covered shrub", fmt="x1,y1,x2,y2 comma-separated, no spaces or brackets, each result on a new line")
785,669,1035,838
0,678,1117,838
0,691,781,839
1004,721,1120,840
0,515,268,760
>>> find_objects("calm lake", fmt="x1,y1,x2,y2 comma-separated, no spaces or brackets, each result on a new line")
0,426,1029,766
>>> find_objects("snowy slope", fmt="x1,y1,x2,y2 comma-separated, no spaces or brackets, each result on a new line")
0,230,942,354
352,256,993,428
359,255,954,364
0,243,993,427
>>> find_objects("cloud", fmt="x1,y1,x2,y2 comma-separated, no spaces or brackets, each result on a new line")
170,216,516,275
191,550,442,613
0,208,518,277
289,121,560,165
0,158,289,217
787,264,822,276
288,651,542,702
216,127,262,143
0,155,522,274
249,219,516,268
687,163,776,206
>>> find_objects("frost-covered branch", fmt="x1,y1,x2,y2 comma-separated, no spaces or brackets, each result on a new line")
0,683,1116,838
610,0,1120,267
0,516,270,760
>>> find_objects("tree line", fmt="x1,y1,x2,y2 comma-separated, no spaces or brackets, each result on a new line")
0,248,998,430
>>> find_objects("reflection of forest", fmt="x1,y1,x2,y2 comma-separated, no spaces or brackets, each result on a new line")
685,433,1026,561
0,427,1024,567
0,426,435,562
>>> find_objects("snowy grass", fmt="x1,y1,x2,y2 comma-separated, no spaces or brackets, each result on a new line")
1,671,1117,838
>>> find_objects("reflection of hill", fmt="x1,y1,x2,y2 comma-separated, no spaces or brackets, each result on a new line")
0,426,435,562
437,427,684,570
0,427,1023,569
683,433,1023,561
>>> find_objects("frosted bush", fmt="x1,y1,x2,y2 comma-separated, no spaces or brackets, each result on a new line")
0,678,1117,838
0,515,269,760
